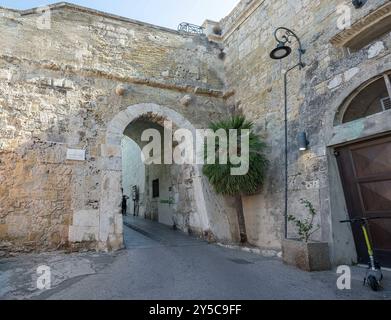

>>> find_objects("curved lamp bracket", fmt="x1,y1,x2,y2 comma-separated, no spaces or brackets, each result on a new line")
274,27,306,68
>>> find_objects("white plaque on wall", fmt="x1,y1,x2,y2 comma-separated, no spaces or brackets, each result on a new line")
66,149,86,161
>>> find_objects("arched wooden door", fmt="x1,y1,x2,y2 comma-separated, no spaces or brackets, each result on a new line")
336,135,391,267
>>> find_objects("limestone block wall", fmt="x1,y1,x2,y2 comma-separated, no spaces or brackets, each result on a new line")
0,4,238,252
220,0,391,263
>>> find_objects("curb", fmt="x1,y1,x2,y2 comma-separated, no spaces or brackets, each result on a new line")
217,243,282,258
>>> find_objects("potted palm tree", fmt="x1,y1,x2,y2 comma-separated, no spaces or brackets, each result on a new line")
282,199,331,271
202,115,268,243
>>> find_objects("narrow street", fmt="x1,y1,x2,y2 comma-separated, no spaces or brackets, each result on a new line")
1,217,390,300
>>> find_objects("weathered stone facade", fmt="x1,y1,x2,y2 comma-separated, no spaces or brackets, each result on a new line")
1,1,390,265
218,0,391,264
0,3,238,253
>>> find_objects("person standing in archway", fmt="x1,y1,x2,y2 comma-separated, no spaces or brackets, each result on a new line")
121,188,129,216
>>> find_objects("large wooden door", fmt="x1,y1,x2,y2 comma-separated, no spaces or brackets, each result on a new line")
336,135,391,267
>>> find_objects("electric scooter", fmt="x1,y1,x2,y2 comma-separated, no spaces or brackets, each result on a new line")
340,217,391,292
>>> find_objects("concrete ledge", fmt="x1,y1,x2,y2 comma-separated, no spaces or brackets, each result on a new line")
328,109,391,147
282,239,331,272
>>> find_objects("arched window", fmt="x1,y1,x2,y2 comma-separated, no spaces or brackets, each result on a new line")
343,73,391,124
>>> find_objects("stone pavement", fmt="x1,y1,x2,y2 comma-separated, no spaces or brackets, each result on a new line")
0,216,390,300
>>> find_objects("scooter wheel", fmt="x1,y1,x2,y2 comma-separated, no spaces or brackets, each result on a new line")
367,275,380,292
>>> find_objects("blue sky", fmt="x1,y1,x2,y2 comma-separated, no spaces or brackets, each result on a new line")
0,0,240,29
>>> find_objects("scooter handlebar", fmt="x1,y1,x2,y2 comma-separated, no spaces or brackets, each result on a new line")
340,217,391,224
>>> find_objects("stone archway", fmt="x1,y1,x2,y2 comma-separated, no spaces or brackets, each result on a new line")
97,103,215,251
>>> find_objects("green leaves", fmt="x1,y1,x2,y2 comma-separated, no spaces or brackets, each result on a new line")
288,199,320,242
202,115,269,196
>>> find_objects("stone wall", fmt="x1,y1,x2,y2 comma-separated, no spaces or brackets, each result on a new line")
220,0,391,263
1,1,390,262
121,136,145,216
0,4,237,252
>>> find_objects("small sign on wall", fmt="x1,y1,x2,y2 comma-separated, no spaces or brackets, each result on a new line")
66,149,86,161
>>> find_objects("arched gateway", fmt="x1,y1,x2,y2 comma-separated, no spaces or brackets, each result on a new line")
95,103,233,251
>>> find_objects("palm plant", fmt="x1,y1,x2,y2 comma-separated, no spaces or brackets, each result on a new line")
202,115,268,243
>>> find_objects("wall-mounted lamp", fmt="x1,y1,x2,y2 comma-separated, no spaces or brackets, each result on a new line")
298,132,309,151
269,27,305,68
270,41,292,60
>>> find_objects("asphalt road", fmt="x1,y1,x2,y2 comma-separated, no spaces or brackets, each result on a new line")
1,216,390,300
